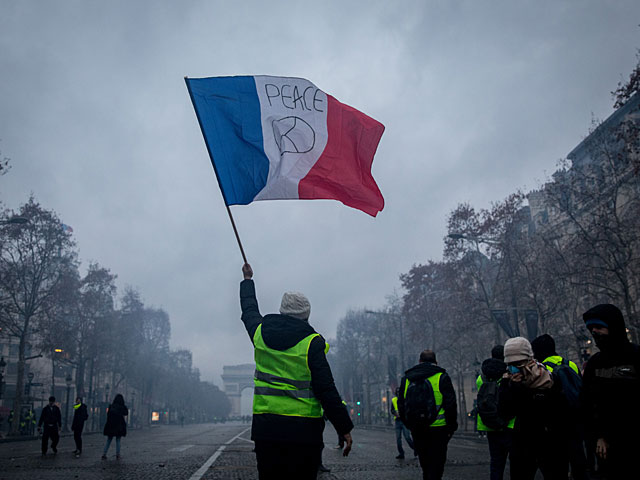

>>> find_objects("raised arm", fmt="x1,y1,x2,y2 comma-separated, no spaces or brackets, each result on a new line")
240,263,262,341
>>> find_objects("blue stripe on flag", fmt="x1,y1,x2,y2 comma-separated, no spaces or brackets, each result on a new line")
187,76,269,205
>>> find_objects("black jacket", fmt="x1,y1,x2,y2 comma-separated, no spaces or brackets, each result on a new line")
38,404,62,428
498,371,569,442
582,305,640,442
72,403,88,431
240,279,353,446
103,403,128,437
398,361,458,433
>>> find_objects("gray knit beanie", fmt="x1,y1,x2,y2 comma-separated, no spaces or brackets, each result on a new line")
504,337,534,364
279,292,311,320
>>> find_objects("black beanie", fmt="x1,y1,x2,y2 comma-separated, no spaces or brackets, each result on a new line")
583,303,628,343
490,345,504,360
531,334,556,362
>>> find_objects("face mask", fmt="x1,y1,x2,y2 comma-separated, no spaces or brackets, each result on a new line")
592,332,611,350
508,365,521,374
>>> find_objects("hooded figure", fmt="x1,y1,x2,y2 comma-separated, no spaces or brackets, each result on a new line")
239,263,353,480
498,337,570,480
582,304,640,479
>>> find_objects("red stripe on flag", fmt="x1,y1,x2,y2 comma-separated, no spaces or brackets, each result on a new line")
298,95,385,216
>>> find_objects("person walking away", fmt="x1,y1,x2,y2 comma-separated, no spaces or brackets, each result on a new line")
72,397,89,458
582,304,640,480
398,350,457,480
101,394,128,460
476,345,515,480
240,263,353,480
38,396,62,456
531,334,587,480
498,337,569,479
391,387,415,459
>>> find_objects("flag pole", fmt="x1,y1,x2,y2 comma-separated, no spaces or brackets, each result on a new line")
185,75,248,264
225,205,248,264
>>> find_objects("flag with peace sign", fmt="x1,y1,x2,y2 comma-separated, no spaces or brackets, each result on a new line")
186,75,385,216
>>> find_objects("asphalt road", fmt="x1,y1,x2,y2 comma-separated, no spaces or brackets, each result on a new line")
0,423,500,479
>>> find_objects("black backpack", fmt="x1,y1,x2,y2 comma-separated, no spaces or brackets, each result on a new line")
401,376,439,429
477,376,508,430
544,358,582,410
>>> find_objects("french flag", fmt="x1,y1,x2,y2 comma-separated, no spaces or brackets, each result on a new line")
186,76,385,216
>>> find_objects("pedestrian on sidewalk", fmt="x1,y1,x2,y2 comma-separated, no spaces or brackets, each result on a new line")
101,393,128,460
38,396,62,456
476,345,515,480
582,304,640,480
398,350,457,480
391,387,415,459
498,337,570,479
240,263,353,480
72,396,89,458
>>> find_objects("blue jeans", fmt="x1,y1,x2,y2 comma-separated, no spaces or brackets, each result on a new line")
395,419,415,455
103,436,121,455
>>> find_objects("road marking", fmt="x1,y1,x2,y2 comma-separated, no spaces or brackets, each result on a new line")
188,427,251,480
169,444,194,452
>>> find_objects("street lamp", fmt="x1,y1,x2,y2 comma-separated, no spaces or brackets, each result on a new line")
0,216,28,225
64,373,73,431
0,356,6,402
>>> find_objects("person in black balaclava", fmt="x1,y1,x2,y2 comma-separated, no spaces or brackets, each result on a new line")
582,304,640,480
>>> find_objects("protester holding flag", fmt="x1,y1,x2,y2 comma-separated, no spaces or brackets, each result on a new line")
239,263,353,479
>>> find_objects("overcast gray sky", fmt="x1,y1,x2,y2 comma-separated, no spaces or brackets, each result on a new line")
1,1,639,386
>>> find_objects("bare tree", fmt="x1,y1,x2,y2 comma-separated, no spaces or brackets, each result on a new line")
0,197,77,434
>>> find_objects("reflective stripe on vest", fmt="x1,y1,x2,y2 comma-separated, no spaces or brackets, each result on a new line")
253,323,323,418
403,372,447,427
392,396,398,412
475,375,515,431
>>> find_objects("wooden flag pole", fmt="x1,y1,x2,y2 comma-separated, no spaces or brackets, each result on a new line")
225,205,248,264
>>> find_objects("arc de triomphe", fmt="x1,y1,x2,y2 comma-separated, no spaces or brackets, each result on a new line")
222,364,255,416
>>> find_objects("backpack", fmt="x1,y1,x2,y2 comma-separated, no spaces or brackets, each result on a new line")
545,358,582,410
477,376,508,430
401,376,439,429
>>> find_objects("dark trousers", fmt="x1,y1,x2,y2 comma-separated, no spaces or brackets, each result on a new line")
41,425,59,454
73,428,83,452
412,427,451,480
395,419,415,455
510,434,568,480
254,441,322,480
568,434,588,480
487,430,512,480
605,437,640,480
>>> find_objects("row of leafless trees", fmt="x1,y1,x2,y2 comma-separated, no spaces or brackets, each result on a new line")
0,197,230,435
331,54,640,428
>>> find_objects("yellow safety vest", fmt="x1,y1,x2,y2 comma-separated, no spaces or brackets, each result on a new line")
403,372,447,427
252,324,324,418
542,356,580,375
475,375,515,431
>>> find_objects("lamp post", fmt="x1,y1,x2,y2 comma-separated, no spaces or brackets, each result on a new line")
64,373,72,432
131,391,136,428
0,356,6,403
27,372,34,403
